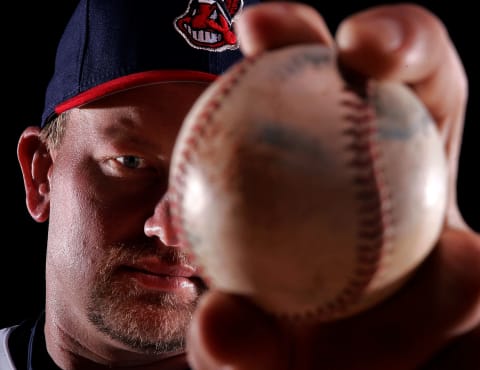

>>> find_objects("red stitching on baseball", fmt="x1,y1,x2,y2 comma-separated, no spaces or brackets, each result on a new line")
311,85,394,321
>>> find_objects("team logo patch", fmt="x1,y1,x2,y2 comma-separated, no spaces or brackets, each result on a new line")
174,0,244,52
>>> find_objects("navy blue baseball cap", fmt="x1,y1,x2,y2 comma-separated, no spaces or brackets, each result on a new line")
41,0,260,127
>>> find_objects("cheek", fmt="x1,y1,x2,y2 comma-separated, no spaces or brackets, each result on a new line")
51,154,165,244
50,161,101,230
48,167,106,276
92,174,166,240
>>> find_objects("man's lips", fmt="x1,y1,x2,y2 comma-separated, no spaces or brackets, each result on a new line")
120,258,202,291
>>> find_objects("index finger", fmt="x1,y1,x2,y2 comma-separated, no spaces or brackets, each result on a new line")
335,4,468,228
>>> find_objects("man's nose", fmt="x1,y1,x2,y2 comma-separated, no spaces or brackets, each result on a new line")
144,193,180,246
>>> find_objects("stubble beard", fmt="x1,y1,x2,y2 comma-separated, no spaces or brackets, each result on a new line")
87,244,206,355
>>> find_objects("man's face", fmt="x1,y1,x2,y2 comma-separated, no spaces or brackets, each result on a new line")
45,83,208,356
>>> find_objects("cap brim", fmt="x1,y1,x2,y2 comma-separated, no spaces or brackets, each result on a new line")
54,69,216,116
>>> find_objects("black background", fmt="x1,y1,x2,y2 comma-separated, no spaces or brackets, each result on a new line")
2,1,478,328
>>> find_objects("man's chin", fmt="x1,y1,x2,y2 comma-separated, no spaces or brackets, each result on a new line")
88,289,199,354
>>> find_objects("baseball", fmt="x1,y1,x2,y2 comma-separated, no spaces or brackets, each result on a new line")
169,44,448,322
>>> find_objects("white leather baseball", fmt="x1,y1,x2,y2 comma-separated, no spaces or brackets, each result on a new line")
169,44,448,322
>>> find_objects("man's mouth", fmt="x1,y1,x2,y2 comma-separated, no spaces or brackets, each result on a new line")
120,257,204,292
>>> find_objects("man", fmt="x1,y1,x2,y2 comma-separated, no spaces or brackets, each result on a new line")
2,0,479,369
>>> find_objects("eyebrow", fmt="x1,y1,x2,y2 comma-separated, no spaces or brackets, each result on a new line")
101,117,162,154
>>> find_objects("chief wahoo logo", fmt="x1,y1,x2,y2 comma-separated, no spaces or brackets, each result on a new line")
174,0,244,51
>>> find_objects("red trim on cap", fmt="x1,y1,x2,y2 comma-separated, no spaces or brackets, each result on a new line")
55,69,216,115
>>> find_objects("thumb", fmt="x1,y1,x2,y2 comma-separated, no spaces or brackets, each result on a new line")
187,290,286,370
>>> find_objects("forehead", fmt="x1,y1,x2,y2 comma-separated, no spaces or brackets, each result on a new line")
68,82,208,135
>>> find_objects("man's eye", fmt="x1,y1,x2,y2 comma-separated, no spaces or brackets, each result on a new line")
115,155,146,169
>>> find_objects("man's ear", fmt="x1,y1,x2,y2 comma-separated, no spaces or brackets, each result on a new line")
17,126,52,223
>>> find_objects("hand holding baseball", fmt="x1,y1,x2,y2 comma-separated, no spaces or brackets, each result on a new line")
183,3,480,370
171,42,447,321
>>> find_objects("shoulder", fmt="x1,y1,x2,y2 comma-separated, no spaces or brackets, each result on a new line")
0,317,39,370
0,325,17,339
0,325,19,370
